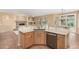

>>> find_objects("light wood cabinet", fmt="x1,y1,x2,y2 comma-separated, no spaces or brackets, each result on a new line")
20,31,46,48
34,31,46,45
47,14,54,26
16,15,26,21
57,34,65,49
20,31,67,49
20,32,34,48
27,17,36,26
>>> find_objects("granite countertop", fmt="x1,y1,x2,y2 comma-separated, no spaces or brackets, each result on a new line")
18,26,34,33
45,27,69,35
19,26,69,35
45,29,69,35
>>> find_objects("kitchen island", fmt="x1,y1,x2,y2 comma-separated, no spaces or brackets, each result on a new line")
19,26,69,49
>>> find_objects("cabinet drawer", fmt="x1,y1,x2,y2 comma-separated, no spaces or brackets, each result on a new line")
25,32,33,36
25,32,34,38
57,35,65,39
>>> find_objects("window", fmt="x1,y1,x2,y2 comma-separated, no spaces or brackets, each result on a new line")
67,15,75,28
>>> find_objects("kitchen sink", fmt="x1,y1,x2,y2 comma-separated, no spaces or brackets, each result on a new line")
34,29,45,31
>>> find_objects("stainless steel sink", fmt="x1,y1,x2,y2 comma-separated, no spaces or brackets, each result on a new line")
34,29,45,31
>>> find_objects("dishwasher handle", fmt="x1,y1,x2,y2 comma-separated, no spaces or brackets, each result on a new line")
47,33,57,36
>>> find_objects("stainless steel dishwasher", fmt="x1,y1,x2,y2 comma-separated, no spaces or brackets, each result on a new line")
46,32,57,49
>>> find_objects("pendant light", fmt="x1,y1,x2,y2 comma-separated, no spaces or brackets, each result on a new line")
62,9,64,15
61,9,64,19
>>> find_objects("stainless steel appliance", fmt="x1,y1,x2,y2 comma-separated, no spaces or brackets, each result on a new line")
46,32,57,49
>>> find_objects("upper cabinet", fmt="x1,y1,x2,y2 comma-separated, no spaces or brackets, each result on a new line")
34,16,48,29
27,16,35,26
46,14,61,27
16,15,27,21
47,14,54,26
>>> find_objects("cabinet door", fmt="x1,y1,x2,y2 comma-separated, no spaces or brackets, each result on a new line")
16,15,26,21
34,32,40,44
34,31,46,45
38,32,46,44
24,32,34,48
20,32,34,48
57,35,65,49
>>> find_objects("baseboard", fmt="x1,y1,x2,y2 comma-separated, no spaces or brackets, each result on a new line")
33,44,46,46
25,44,33,49
25,44,46,49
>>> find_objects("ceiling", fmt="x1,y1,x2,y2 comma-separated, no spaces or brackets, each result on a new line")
0,9,78,16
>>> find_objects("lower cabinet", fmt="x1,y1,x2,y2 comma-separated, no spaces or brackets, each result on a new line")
20,32,34,48
34,31,46,45
20,31,46,48
20,31,66,49
57,34,65,49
